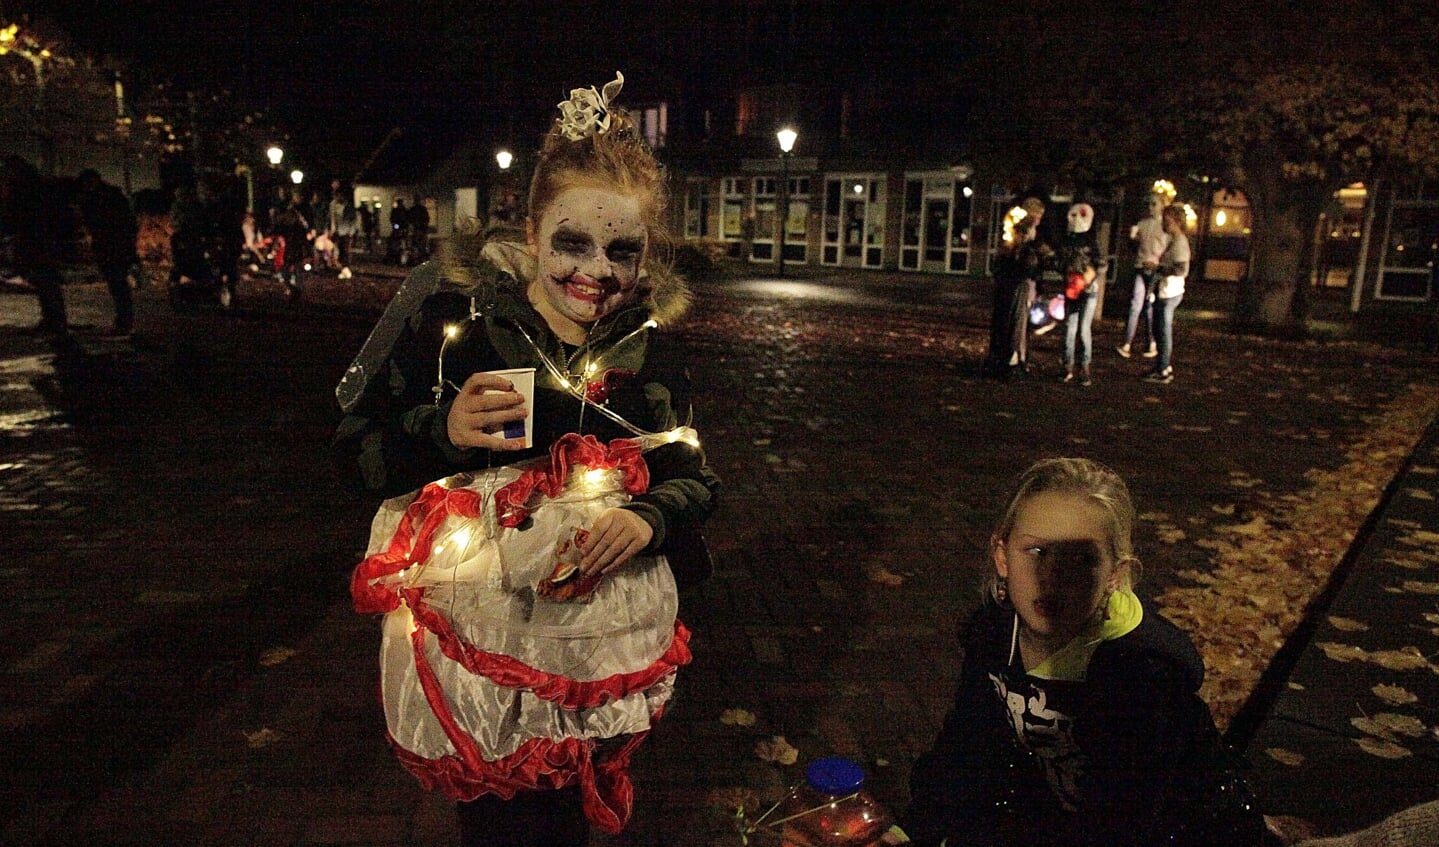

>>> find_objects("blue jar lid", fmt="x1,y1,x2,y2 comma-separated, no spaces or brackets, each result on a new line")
805,756,866,796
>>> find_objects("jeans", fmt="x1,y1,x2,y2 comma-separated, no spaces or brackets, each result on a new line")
1154,293,1183,372
1063,291,1098,370
1123,270,1155,347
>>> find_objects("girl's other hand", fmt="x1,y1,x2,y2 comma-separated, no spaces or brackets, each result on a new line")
579,508,653,576
446,372,528,450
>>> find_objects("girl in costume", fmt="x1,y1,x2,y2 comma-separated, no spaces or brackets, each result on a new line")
898,458,1266,847
1058,203,1107,386
333,72,719,847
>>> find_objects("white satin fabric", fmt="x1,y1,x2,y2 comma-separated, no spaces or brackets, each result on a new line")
366,463,678,764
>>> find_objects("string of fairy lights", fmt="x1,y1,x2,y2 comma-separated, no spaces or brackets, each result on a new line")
434,297,700,451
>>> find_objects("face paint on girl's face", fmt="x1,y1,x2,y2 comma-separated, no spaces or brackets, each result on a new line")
530,185,647,327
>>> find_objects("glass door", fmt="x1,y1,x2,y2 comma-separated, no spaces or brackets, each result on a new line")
923,198,951,273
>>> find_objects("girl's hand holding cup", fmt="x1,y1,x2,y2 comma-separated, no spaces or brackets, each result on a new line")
446,371,530,450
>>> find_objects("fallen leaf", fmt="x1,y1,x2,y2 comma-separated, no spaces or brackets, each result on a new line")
1211,503,1236,516
867,567,905,586
1400,581,1439,595
1352,716,1398,741
1317,642,1368,663
1264,814,1318,844
1355,736,1411,759
1372,684,1418,706
755,735,799,766
1374,712,1428,738
1369,648,1431,671
258,647,296,666
1405,488,1434,500
720,708,757,727
1326,616,1369,633
1264,747,1305,767
244,728,281,749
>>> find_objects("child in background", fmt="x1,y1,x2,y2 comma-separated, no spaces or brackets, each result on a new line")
898,458,1267,847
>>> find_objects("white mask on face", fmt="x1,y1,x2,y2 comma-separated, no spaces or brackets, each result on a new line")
1067,203,1094,234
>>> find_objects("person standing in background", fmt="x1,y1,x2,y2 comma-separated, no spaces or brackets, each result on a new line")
1117,195,1170,360
1058,202,1107,385
1144,205,1190,384
328,179,358,279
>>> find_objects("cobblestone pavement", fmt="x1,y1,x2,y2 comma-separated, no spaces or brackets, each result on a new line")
0,265,1436,846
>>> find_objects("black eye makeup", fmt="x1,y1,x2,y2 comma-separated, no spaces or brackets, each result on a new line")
551,229,592,255
606,237,644,262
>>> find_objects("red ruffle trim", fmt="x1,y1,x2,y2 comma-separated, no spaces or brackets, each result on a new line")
351,481,482,614
494,433,649,528
350,433,650,613
394,616,684,833
410,597,692,709
389,715,664,834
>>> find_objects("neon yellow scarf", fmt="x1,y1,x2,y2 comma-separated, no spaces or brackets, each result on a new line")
1026,589,1143,681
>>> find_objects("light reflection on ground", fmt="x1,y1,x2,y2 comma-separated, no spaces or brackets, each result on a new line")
721,278,893,307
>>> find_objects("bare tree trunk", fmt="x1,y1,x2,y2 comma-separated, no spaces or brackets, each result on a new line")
1237,162,1329,331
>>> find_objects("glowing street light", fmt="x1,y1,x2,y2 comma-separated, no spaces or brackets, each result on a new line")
775,127,797,277
266,146,284,166
290,169,304,185
496,149,513,170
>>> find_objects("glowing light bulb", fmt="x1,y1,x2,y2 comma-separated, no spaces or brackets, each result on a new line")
444,324,460,339
663,427,701,447
580,467,609,489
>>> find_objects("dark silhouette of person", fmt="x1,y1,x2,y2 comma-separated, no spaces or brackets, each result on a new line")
76,169,140,338
2,156,72,336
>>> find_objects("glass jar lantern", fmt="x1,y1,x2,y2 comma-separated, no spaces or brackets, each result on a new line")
748,757,893,847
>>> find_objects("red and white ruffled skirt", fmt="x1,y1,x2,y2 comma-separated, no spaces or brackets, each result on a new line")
351,435,690,833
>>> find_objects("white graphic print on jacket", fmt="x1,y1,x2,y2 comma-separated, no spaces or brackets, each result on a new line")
990,674,1082,811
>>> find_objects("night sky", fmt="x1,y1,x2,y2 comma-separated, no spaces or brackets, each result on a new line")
28,1,950,174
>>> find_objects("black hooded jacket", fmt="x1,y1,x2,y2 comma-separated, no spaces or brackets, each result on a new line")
902,597,1265,847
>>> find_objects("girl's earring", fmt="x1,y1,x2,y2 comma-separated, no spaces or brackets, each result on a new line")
996,577,1012,609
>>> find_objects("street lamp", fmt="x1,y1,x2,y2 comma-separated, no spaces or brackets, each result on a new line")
290,169,304,186
494,149,517,223
267,145,284,166
775,127,797,277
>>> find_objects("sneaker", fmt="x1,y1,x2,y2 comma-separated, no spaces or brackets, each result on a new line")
1142,343,1158,358
1115,343,1132,358
1143,368,1174,384
1062,371,1075,383
1080,370,1093,387
338,266,353,280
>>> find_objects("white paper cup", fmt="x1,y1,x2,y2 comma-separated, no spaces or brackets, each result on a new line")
484,367,535,448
